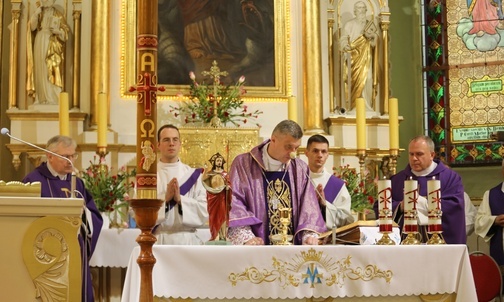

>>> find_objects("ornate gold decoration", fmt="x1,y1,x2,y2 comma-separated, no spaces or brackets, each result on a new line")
22,216,82,302
0,180,41,196
229,248,393,288
178,127,259,168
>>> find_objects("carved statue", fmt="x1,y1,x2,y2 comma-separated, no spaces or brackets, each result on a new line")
340,1,378,111
26,0,70,105
202,152,232,241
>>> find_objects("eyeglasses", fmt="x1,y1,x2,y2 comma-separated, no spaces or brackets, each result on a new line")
57,153,79,160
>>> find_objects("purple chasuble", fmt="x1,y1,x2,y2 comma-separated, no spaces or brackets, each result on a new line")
324,175,345,204
229,139,327,245
23,162,103,302
374,159,466,244
488,184,504,265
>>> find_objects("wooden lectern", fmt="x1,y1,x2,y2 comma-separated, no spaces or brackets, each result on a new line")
0,181,83,301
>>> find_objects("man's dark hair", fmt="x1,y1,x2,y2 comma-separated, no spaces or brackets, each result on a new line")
272,120,303,139
306,134,329,149
157,124,180,141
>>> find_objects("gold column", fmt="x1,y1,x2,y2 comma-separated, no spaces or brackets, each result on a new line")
90,0,110,128
380,8,391,115
130,0,164,301
302,0,324,134
327,0,335,114
72,1,82,110
8,1,22,109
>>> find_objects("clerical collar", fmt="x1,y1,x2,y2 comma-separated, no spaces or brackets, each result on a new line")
262,143,285,171
411,161,437,177
309,169,325,180
47,162,67,180
158,159,180,168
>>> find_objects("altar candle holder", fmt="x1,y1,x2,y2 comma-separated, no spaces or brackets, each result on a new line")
376,178,395,245
401,177,421,245
426,177,445,245
357,150,366,178
389,149,399,176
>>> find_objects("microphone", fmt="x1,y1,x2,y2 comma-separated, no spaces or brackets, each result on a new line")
291,152,339,245
1,128,77,198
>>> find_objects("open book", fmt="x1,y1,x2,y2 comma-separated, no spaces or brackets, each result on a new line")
319,220,399,245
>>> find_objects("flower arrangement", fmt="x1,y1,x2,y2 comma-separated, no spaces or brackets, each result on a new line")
80,157,136,217
333,165,377,214
170,70,263,127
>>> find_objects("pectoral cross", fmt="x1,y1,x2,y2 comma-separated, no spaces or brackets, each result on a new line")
201,61,228,127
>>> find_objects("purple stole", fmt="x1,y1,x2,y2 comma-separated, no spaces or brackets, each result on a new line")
324,176,345,204
489,184,504,265
262,171,293,245
166,168,203,212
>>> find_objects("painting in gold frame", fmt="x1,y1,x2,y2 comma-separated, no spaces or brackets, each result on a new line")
120,0,290,101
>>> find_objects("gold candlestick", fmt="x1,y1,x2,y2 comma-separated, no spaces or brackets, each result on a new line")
389,148,398,176
357,150,366,177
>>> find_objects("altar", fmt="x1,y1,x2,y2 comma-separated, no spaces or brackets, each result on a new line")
121,245,476,301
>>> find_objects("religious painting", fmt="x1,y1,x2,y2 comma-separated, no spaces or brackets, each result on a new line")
441,0,504,164
121,0,289,100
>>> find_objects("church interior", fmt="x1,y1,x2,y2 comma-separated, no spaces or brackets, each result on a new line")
1,0,503,301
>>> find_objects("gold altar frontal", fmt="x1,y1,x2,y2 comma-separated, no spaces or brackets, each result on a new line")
178,127,261,168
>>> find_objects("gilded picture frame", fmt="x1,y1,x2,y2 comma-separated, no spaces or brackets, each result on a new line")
120,0,290,101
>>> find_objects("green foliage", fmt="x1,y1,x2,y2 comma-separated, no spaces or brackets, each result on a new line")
333,165,377,214
80,157,136,213
170,72,263,127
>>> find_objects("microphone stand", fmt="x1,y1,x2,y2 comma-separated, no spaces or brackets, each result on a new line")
1,128,76,198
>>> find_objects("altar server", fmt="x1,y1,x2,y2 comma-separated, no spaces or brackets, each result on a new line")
376,135,466,244
304,134,354,229
155,124,208,244
228,120,327,245
475,159,504,266
23,135,102,302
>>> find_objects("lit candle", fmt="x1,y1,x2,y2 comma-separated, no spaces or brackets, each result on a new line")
59,92,69,136
377,179,392,213
427,177,441,211
356,98,366,151
389,98,399,150
97,93,107,148
404,178,418,211
288,96,297,122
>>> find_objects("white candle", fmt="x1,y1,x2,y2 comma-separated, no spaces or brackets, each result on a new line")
404,179,418,211
59,92,69,136
356,98,366,151
97,93,107,148
427,177,441,211
377,179,392,213
389,98,399,150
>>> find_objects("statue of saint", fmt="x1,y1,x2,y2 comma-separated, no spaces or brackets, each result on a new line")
340,1,378,111
202,152,232,242
26,0,70,105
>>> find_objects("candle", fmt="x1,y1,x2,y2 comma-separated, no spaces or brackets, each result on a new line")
59,92,69,136
288,96,297,122
377,179,392,213
356,98,366,151
389,98,399,150
427,177,441,211
97,93,107,148
404,178,418,211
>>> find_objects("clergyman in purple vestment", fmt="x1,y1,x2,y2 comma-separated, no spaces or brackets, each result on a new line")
228,120,327,245
374,135,466,244
475,160,504,266
23,135,103,302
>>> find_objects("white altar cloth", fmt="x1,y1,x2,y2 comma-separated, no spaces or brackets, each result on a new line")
121,245,476,301
89,228,141,267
